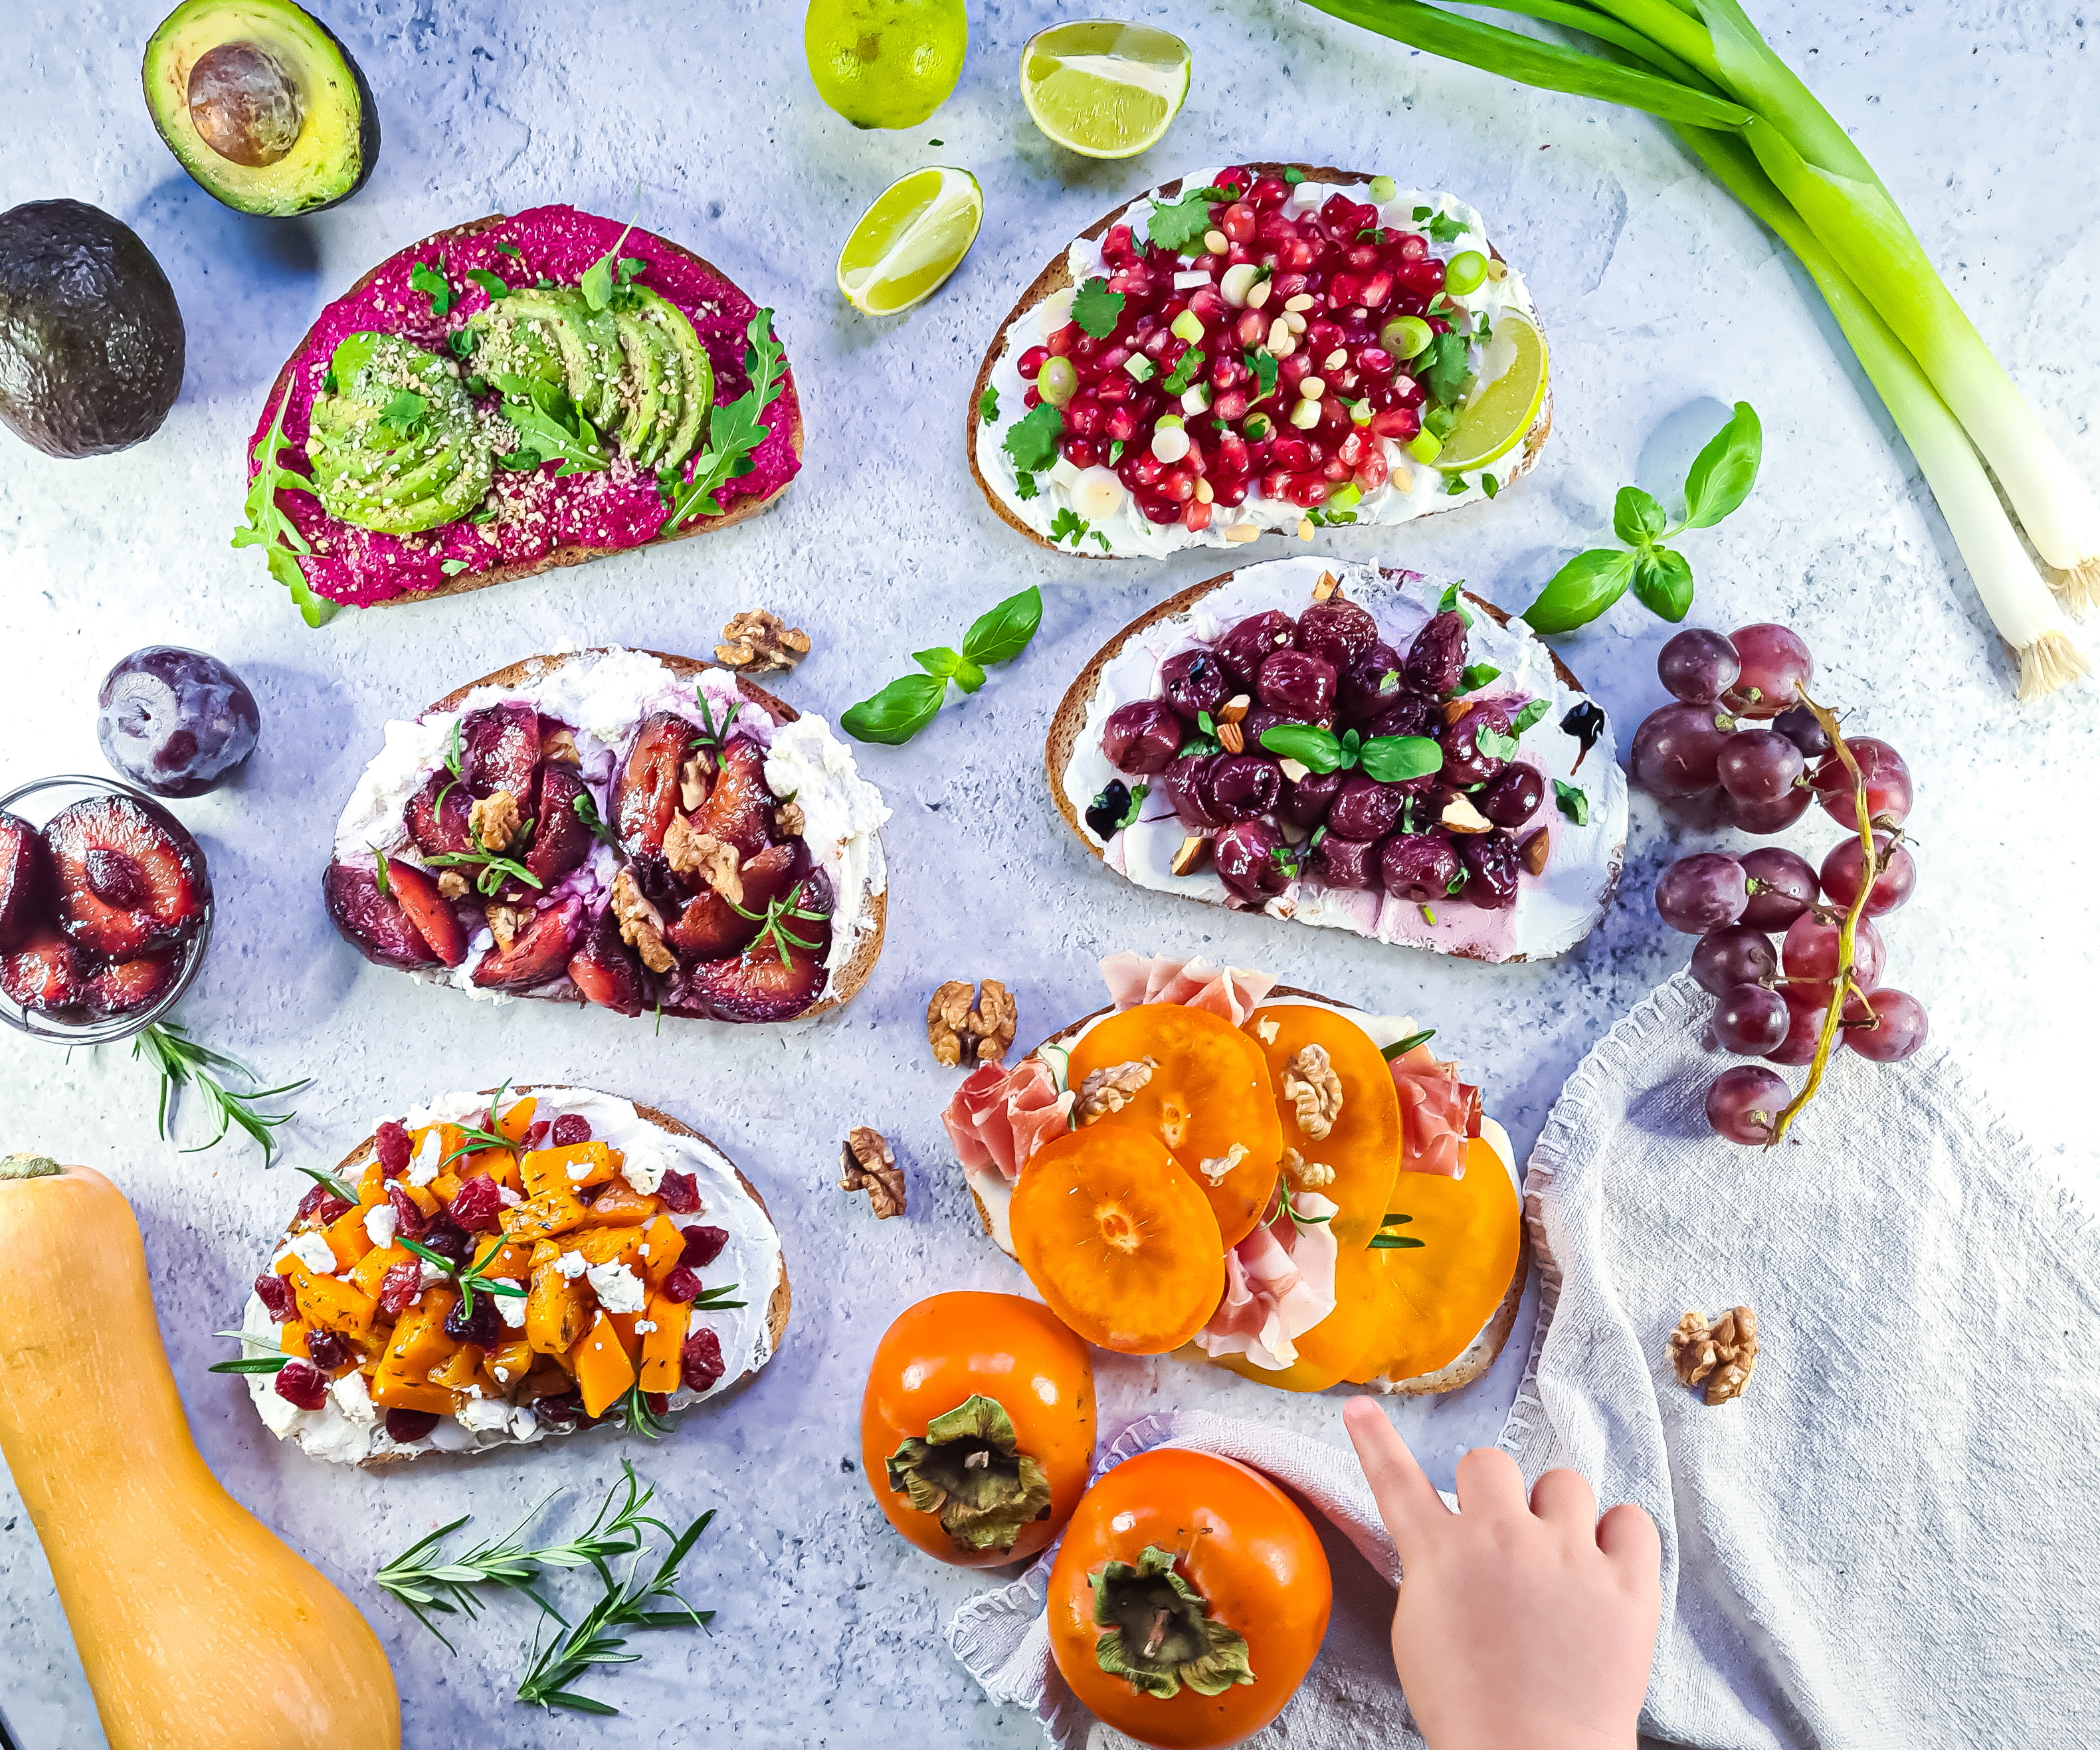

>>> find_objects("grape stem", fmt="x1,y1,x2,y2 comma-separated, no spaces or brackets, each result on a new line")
1764,692,1876,1146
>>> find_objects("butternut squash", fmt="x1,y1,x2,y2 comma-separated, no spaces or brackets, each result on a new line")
638,1291,685,1393
288,1260,380,1342
322,1202,373,1270
638,1213,686,1288
501,1187,589,1242
0,1160,400,1749
525,1263,591,1355
575,1181,662,1227
569,1310,636,1416
521,1139,619,1199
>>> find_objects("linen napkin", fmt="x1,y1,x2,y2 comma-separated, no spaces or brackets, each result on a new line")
950,971,2100,1746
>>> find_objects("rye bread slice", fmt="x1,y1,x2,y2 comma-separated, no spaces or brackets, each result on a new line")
399,648,884,1020
965,162,1551,558
258,213,805,609
267,1086,790,1467
961,987,1527,1397
1042,566,1624,963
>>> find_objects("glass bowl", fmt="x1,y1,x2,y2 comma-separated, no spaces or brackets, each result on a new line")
0,773,215,1046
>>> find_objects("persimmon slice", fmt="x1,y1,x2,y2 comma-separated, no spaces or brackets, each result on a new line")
1353,1136,1523,1383
1066,1003,1282,1248
1244,1003,1402,1250
1010,1125,1224,1355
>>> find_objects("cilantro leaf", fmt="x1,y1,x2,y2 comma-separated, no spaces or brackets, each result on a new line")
1284,167,1306,186
1554,780,1590,826
233,388,334,627
409,260,452,317
1420,330,1473,408
1161,349,1205,395
1012,470,1039,501
1072,277,1125,340
1145,185,1231,254
978,385,1000,424
660,308,788,533
1002,401,1064,476
1049,507,1091,547
1244,347,1279,400
1414,206,1468,244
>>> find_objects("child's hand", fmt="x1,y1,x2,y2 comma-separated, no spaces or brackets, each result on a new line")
1343,1397,1661,1750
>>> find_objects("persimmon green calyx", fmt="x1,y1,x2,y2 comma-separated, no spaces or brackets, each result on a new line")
886,1393,1052,1552
1089,1544,1257,1698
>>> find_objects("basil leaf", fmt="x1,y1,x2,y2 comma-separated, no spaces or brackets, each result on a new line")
1436,581,1474,629
1510,698,1551,736
1522,547,1639,635
1630,545,1695,623
1002,403,1063,475
961,587,1043,666
1358,735,1444,782
840,673,948,745
914,646,963,679
1681,400,1763,530
1475,722,1521,763
1612,484,1667,547
1258,724,1345,773
1072,277,1125,340
1456,662,1500,693
1554,779,1590,826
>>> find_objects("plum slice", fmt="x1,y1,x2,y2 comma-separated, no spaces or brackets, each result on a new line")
385,857,468,967
1,923,90,1012
460,702,540,805
612,711,700,860
324,862,437,971
405,772,476,858
527,764,595,890
698,736,775,860
0,813,51,952
83,951,181,1017
471,896,583,992
568,904,646,1017
46,794,211,958
666,841,805,959
686,926,832,1022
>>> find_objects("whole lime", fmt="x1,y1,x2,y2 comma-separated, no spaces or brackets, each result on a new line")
805,0,968,130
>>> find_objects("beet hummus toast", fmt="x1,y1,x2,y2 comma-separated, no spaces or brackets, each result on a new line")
323,646,888,1025
234,1084,788,1465
237,205,803,620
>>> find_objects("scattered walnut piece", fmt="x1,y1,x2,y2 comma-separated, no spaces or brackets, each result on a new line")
716,609,811,674
1076,1057,1159,1123
840,1127,905,1218
436,870,470,900
486,904,529,952
468,788,523,852
1282,1146,1336,1189
541,728,581,766
678,749,713,813
1311,569,1340,603
1198,1143,1248,1184
664,815,741,903
610,868,676,974
1282,1043,1344,1139
1668,1307,1761,1406
926,979,1016,1067
776,800,807,839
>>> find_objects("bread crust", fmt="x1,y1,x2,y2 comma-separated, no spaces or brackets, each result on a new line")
959,986,1525,1395
1042,567,1623,964
259,213,805,610
965,162,1551,558
283,1086,790,1468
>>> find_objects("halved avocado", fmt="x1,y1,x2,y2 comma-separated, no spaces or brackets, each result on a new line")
632,287,713,475
306,332,491,533
143,0,379,217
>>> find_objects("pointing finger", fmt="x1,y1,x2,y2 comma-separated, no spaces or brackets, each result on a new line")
1343,1395,1449,1562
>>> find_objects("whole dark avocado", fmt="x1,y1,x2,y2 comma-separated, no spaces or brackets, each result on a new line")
143,0,380,217
0,201,186,458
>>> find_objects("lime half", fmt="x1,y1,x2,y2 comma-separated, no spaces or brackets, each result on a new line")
838,165,984,316
1437,312,1549,474
1020,20,1190,159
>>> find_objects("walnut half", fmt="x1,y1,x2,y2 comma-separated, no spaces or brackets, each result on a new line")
664,815,741,903
468,788,524,853
610,868,676,974
717,609,811,674
841,1126,906,1218
1076,1057,1157,1123
927,980,1017,1067
1668,1306,1761,1405
1282,1043,1344,1139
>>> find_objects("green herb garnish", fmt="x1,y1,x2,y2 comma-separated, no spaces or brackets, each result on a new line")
1380,1028,1436,1061
496,373,607,476
464,267,511,301
397,1234,527,1320
209,1329,292,1375
1072,276,1125,339
660,308,788,534
1048,506,1094,549
1161,348,1206,395
409,260,454,316
1554,779,1590,826
1258,722,1442,782
1145,185,1232,254
573,789,619,846
134,1022,308,1167
842,587,1044,747
233,386,334,627
978,385,1000,423
1371,1211,1426,1250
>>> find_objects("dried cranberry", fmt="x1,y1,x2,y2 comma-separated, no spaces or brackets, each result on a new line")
525,1120,550,1149
1216,611,1296,687
535,1391,583,1426
1313,834,1383,889
1479,763,1545,828
1438,702,1512,788
383,1408,440,1443
657,1170,700,1213
1341,644,1407,722
1403,609,1469,696
304,1328,350,1371
679,1224,729,1269
1460,831,1523,909
419,1220,471,1266
294,1182,352,1228
1100,700,1184,775
375,1119,413,1175
1295,598,1379,670
1254,648,1337,725
1382,833,1460,904
1157,648,1232,724
274,1361,328,1411
680,1327,725,1393
644,1391,671,1416
377,1261,424,1316
1204,754,1282,823
1279,767,1345,828
1327,774,1406,840
1213,821,1293,902
660,1264,702,1304
446,1173,505,1232
1160,753,1222,830
444,1294,501,1346
550,1114,591,1147
253,1270,296,1323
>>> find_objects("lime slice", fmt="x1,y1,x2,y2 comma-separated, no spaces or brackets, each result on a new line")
1020,20,1190,159
837,166,985,316
1437,313,1549,474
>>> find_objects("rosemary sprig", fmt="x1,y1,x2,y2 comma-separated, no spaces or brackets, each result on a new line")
423,819,543,899
209,1328,291,1375
132,1021,308,1167
729,879,827,968
1370,1212,1426,1251
297,1163,361,1205
399,1234,526,1319
688,1282,747,1312
690,683,741,749
1381,1028,1437,1061
376,1494,564,1652
1279,1187,1334,1235
432,720,466,813
613,1383,675,1442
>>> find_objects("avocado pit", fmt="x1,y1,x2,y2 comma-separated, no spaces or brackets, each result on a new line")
188,41,306,167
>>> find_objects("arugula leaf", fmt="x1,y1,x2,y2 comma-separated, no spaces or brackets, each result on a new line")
1420,329,1473,408
1554,779,1590,826
1523,548,1638,635
1048,507,1092,548
447,328,477,360
914,646,986,694
1161,349,1205,395
1002,401,1064,476
1613,484,1668,547
1510,698,1551,737
495,374,608,476
1244,347,1279,400
581,214,642,312
840,673,947,745
1457,662,1501,693
1145,185,1231,254
1682,401,1763,529
978,385,1000,423
660,308,787,533
495,448,544,472
233,387,335,627
1072,277,1125,340
961,587,1043,665
1630,546,1695,622
409,260,453,317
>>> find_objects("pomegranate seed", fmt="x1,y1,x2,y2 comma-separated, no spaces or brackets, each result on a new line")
1248,176,1289,207
387,1183,429,1239
1308,318,1345,353
1286,474,1331,508
1017,344,1049,377
660,1264,702,1304
1358,345,1394,375
549,1114,591,1147
275,1361,328,1410
658,1170,700,1213
681,1328,725,1393
1371,407,1420,439
1331,272,1363,307
378,1260,423,1315
446,1172,505,1232
1105,405,1139,443
1214,477,1249,506
679,1224,729,1268
1140,495,1181,524
1221,201,1258,244
1213,389,1250,421
1022,386,1042,409
1068,399,1104,438
1271,436,1313,472
1095,376,1130,406
1344,243,1381,271
1160,468,1195,504
254,1271,296,1322
1102,223,1137,266
1184,501,1214,532
1064,437,1098,467
1047,327,1076,357
375,1119,413,1174
1395,231,1428,261
1188,287,1227,324
1322,456,1349,482
306,1328,350,1371
384,1408,440,1443
1359,271,1394,308
1356,446,1390,490
1337,431,1368,468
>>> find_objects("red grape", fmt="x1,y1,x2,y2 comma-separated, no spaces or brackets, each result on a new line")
1844,989,1929,1062
1723,624,1812,719
1705,1064,1790,1143
1739,847,1818,930
1656,853,1749,933
1770,703,1830,757
1657,629,1741,704
1811,737,1912,830
1629,704,1731,799
1820,831,1915,917
1714,983,1790,1054
1721,785,1813,834
1715,729,1805,805
1782,911,1885,1007
1765,994,1828,1065
1691,924,1778,997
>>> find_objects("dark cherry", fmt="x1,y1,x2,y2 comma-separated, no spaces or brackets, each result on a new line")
1254,648,1337,725
1278,767,1345,828
1363,692,1439,741
1239,706,1291,746
1204,754,1282,823
1101,700,1184,775
1313,834,1382,889
1327,774,1404,840
96,646,261,797
444,1294,502,1346
304,1328,350,1372
1161,754,1223,830
1478,763,1544,828
1381,832,1460,904
1402,609,1468,696
1460,830,1522,909
383,1408,441,1444
1438,701,1511,788
1340,642,1406,722
1158,648,1231,724
1213,820,1293,902
1295,597,1379,670
1216,611,1296,687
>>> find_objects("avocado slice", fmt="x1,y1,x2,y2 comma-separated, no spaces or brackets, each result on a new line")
610,308,680,469
490,288,623,431
306,332,492,534
631,287,713,476
0,200,186,458
466,300,568,401
143,0,379,217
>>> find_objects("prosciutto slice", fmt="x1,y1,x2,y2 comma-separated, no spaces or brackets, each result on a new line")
1191,1192,1340,1371
1389,1044,1481,1178
941,1058,1074,1187
1096,951,1276,1026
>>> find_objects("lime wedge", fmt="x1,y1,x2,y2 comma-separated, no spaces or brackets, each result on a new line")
1437,313,1549,474
837,165,984,316
1020,21,1190,159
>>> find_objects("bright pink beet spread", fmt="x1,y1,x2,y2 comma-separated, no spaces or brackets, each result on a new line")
248,205,802,607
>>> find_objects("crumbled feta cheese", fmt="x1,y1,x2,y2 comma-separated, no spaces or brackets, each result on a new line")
407,1129,442,1187
567,1161,595,1183
497,1291,527,1326
332,1371,376,1424
498,1183,523,1207
363,1204,399,1248
634,1318,656,1335
512,1405,538,1442
619,1147,666,1196
418,1258,449,1288
555,1250,588,1279
457,1398,512,1434
587,1260,646,1313
288,1232,337,1274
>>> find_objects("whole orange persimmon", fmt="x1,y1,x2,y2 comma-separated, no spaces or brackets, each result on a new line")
1046,1449,1331,1749
860,1291,1096,1568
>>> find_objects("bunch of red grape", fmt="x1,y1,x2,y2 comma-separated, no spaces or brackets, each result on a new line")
1629,624,1927,1145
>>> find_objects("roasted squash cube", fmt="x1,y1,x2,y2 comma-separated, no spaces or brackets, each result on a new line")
637,1215,686,1290
517,1355,576,1401
290,1264,379,1342
427,1345,485,1392
323,1203,375,1271
278,1319,313,1357
494,1094,537,1146
472,1237,533,1282
369,1367,460,1416
577,1183,661,1228
521,1140,619,1200
569,1311,637,1418
638,1292,685,1395
525,1264,591,1357
485,1338,535,1389
572,1224,646,1271
501,1189,589,1242
348,1241,415,1300
387,1286,460,1378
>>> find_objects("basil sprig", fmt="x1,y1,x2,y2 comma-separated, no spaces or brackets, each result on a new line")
842,587,1044,746
1258,722,1442,783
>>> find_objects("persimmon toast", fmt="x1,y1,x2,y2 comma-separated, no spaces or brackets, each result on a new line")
941,953,1527,1396
322,646,889,1025
237,1085,789,1464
